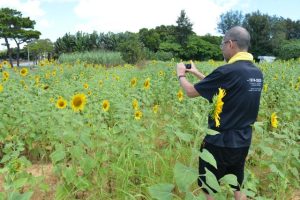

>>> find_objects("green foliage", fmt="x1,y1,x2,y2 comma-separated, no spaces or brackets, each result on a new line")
58,50,125,66
0,7,40,66
139,28,161,52
243,11,273,57
176,10,194,46
183,35,222,60
26,39,54,61
277,39,300,60
217,10,244,34
117,33,145,64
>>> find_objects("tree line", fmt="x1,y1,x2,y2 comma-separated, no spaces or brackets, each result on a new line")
1,8,299,65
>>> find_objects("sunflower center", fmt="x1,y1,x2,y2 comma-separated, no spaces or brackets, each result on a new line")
73,98,82,107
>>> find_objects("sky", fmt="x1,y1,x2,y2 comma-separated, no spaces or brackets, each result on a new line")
0,0,299,50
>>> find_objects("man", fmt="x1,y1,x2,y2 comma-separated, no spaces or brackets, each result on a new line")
176,26,263,200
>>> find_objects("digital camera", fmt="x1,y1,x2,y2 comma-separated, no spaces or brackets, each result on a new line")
185,64,191,69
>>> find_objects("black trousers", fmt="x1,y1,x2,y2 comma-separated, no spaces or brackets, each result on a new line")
198,141,250,194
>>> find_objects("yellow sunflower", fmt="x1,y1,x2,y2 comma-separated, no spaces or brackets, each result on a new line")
153,104,159,114
211,88,226,127
71,93,87,112
56,98,67,109
177,89,184,102
102,100,110,112
3,71,9,80
270,112,278,128
0,84,3,92
20,68,28,77
132,99,139,110
131,77,137,87
144,78,150,90
98,80,103,87
263,84,268,92
83,83,89,89
134,110,143,120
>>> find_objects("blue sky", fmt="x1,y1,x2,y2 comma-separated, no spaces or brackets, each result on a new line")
0,0,299,50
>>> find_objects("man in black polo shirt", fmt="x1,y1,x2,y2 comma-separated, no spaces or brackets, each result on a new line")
176,26,263,200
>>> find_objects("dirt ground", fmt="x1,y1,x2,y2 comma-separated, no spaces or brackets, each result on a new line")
0,164,58,200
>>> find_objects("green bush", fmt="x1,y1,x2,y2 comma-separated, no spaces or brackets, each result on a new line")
278,39,300,60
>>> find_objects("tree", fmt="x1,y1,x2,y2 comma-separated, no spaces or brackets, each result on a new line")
243,11,272,58
277,39,300,60
116,32,145,64
217,10,244,34
0,8,21,66
269,16,287,56
138,28,160,52
26,39,54,63
285,18,300,40
183,35,222,61
0,7,41,67
176,10,194,46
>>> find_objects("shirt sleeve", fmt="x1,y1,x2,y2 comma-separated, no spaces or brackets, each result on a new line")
194,69,225,102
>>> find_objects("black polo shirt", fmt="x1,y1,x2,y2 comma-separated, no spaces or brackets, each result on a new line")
194,60,263,148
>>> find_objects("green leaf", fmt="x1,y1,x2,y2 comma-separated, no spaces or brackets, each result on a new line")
219,174,238,186
290,167,299,179
206,129,220,136
174,162,198,192
50,150,66,164
253,122,264,134
148,183,174,200
259,145,273,156
205,168,221,192
175,131,193,142
55,184,69,200
8,191,33,200
200,149,217,169
12,178,28,189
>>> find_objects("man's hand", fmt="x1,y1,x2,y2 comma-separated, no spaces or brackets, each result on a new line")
177,62,186,77
187,61,206,80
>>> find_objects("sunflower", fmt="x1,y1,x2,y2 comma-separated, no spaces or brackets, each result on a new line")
144,78,150,90
3,71,9,80
158,70,165,77
2,61,8,66
20,68,28,77
131,77,137,87
210,88,226,127
177,89,184,102
263,84,268,92
71,93,87,112
132,99,139,110
102,100,110,112
270,112,278,128
98,80,103,87
83,83,89,89
56,98,67,109
134,110,143,120
0,84,3,92
35,76,40,84
152,104,159,114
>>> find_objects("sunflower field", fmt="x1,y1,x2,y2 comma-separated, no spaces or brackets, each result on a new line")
0,58,299,200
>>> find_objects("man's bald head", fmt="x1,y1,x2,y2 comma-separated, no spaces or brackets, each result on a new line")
224,26,251,51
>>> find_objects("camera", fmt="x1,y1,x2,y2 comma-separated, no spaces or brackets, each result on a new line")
185,64,191,69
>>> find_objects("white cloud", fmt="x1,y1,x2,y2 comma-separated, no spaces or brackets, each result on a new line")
73,0,241,35
0,0,45,18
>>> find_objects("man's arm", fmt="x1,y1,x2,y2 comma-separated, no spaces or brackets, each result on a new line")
177,61,206,98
